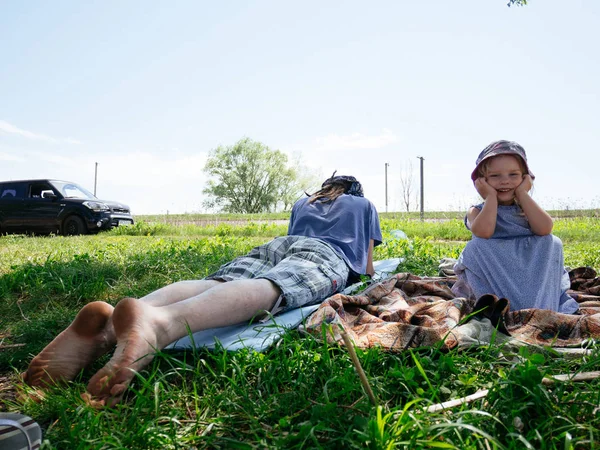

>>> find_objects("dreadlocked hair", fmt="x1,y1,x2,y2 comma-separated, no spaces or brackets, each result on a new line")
308,184,347,204
307,171,364,204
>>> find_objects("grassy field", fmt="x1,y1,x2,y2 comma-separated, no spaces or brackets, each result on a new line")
1,213,599,449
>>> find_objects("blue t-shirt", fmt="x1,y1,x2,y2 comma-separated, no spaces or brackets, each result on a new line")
288,194,382,275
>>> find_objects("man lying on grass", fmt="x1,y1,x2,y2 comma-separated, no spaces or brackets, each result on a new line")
22,174,382,407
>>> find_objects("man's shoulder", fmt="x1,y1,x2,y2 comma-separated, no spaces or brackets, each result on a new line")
291,196,310,209
341,194,374,206
293,194,376,212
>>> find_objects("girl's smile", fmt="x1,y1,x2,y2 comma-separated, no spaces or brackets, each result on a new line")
484,155,524,205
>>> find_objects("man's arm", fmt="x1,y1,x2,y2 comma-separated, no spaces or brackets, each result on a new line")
287,205,296,235
366,239,375,276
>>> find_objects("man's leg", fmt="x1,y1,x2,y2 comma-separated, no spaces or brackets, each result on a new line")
22,280,226,387
139,280,224,307
87,279,281,406
22,302,116,387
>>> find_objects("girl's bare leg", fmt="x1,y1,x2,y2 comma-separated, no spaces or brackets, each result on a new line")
22,302,116,387
86,279,280,406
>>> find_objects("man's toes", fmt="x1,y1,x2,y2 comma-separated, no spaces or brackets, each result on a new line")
22,368,46,387
81,392,106,409
17,387,46,404
110,382,128,398
87,374,112,397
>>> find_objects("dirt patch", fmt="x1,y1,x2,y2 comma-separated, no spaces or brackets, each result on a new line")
0,374,18,408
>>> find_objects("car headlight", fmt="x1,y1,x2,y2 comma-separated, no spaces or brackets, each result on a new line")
83,201,110,211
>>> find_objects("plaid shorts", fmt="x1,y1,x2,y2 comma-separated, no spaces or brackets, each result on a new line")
206,235,350,311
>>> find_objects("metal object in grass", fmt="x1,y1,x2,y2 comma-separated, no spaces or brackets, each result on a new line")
0,413,42,450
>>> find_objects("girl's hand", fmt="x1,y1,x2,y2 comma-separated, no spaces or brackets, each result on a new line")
474,177,497,200
515,174,533,196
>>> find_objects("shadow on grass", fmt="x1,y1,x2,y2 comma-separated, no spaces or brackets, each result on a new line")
0,243,244,372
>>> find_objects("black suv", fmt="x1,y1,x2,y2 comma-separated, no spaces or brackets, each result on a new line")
0,179,134,236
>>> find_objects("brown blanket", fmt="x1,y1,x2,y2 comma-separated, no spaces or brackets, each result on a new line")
303,267,600,350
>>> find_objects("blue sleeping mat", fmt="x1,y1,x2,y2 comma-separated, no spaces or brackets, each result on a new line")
165,258,401,352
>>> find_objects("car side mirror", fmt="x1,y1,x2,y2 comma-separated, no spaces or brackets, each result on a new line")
42,192,58,200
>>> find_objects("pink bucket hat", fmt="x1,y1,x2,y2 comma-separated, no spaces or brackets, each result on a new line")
471,140,534,181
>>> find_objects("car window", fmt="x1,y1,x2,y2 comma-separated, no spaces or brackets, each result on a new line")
29,183,55,199
0,184,25,199
50,181,96,199
63,184,88,198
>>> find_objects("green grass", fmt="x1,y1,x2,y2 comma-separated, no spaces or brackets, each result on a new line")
1,214,599,448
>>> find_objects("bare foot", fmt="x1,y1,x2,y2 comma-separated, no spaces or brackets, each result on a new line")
86,297,169,407
22,301,116,387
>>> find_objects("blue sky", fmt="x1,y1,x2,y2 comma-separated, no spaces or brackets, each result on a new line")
1,0,598,214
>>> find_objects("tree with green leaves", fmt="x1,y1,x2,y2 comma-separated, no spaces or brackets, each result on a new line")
203,138,315,213
277,154,322,211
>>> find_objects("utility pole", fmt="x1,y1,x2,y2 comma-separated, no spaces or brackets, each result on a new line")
417,156,424,221
94,162,98,196
384,162,389,213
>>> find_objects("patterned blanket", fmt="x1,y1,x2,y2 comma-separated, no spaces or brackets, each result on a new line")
303,267,600,350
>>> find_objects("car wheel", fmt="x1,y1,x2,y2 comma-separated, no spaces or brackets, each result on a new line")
62,216,86,236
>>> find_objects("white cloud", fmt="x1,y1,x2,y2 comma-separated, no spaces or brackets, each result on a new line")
285,129,401,178
0,147,211,214
79,151,211,213
0,150,26,162
94,151,209,187
0,120,82,145
312,129,399,152
28,151,79,166
64,137,84,145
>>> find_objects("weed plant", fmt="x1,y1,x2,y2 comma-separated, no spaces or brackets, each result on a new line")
1,214,599,448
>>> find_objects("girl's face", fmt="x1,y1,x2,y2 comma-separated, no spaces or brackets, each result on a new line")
483,155,525,205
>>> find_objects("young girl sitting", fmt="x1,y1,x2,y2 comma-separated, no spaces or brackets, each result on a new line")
452,140,579,314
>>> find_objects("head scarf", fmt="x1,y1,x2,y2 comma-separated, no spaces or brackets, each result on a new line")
471,140,534,181
321,172,364,197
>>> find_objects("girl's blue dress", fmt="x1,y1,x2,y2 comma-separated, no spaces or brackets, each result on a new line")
452,204,579,313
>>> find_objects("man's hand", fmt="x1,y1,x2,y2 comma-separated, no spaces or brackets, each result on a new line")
515,174,533,196
474,177,497,200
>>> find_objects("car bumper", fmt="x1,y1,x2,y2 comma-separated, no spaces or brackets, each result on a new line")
85,212,134,231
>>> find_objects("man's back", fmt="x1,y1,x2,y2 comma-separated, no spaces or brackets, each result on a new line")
288,194,382,275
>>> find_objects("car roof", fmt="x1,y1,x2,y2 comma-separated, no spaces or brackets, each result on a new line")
0,179,70,184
